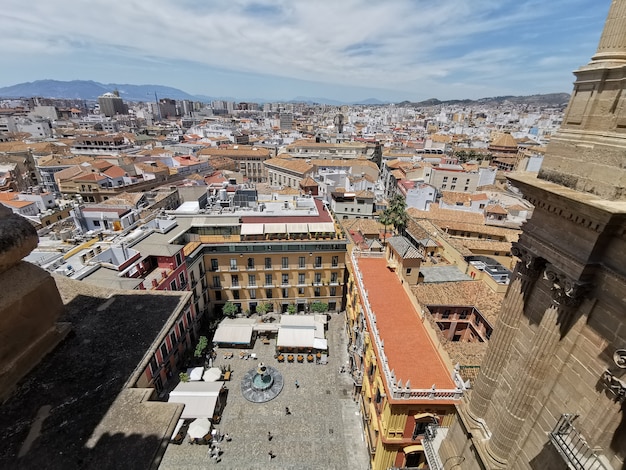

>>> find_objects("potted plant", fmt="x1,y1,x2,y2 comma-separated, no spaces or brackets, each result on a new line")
287,304,297,315
179,372,190,383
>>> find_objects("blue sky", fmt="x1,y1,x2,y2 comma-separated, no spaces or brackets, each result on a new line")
0,0,610,102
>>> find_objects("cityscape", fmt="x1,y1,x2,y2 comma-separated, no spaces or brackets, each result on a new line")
0,1,625,470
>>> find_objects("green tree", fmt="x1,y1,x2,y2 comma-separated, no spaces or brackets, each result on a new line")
379,208,394,245
310,301,329,313
256,302,271,315
179,372,190,382
383,194,408,235
287,304,297,315
194,336,208,358
222,301,238,318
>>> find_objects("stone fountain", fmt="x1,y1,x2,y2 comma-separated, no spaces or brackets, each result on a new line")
240,362,284,403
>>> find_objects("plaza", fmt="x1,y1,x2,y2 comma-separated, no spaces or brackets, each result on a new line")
159,313,370,470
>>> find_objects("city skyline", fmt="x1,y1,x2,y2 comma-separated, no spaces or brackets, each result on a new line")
1,1,610,102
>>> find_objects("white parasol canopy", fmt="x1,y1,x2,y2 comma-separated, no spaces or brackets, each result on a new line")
188,367,204,381
187,418,211,439
203,367,222,382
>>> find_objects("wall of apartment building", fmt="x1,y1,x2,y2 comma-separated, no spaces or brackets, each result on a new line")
203,249,346,315
429,169,480,193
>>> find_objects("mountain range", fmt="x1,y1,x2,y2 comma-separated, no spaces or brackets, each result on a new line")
0,79,569,107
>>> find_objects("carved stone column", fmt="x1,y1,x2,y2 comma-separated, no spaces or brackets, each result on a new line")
593,0,626,63
486,266,586,465
468,244,544,421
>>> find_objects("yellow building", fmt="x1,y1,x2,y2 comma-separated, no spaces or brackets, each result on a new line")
346,249,466,469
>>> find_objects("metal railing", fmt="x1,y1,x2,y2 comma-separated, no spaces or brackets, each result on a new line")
549,414,613,470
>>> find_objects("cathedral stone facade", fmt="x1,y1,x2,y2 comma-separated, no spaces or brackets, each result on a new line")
439,2,626,468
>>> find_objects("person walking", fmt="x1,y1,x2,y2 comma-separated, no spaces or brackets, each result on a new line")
285,406,291,415
267,431,273,441
268,450,275,461
295,380,299,389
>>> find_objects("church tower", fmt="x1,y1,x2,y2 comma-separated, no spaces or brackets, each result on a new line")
439,1,626,468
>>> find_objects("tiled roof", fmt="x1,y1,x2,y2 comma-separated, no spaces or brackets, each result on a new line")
263,158,314,174
387,236,422,259
485,204,508,215
103,166,127,178
357,257,456,391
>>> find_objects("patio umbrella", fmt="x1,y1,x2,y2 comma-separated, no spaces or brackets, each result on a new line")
203,367,222,382
188,367,204,381
187,418,211,439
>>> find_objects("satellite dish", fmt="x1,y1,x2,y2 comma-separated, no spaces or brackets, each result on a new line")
613,349,626,368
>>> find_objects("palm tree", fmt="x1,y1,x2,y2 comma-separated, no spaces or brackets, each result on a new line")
388,194,408,235
379,208,394,245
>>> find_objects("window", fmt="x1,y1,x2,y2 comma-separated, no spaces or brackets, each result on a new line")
282,257,289,269
314,287,321,297
298,273,306,285
93,220,101,227
460,310,468,320
330,287,336,297
250,290,256,299
412,421,428,438
169,331,177,349
329,301,336,311
230,258,237,270
443,176,448,182
314,273,322,284
211,259,218,271
233,290,240,300
441,184,447,189
330,272,338,284
375,388,382,404
282,288,288,298
299,256,305,268
282,274,289,285
451,185,456,190
406,268,412,274
265,257,272,269
160,343,168,362
452,177,457,183
298,287,305,295
266,289,273,299
231,275,239,287
179,272,186,287
175,252,182,266
315,256,322,268
170,280,177,290
213,276,221,288
332,256,339,267
265,274,272,286
247,257,255,269
248,274,256,287
442,309,450,319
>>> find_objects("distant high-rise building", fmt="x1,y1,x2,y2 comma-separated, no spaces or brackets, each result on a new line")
439,2,626,469
97,91,127,117
279,112,293,130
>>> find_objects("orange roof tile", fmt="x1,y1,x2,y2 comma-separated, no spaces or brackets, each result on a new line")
357,257,455,391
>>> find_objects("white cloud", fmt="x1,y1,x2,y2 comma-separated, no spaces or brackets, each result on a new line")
0,0,609,98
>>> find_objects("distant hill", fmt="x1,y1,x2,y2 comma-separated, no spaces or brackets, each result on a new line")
0,79,204,102
400,93,570,108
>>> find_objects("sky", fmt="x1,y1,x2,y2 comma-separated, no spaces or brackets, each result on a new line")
0,0,610,102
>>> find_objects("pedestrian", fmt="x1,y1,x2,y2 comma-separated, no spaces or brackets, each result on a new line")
267,431,273,441
268,450,275,461
224,433,231,442
285,406,291,415
295,380,299,389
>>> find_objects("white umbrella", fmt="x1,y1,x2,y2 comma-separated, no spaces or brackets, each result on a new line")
187,418,211,439
188,367,204,381
203,367,222,382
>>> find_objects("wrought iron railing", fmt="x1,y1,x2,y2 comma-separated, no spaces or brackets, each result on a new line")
549,414,613,470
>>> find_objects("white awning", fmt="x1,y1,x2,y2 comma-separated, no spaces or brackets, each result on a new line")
203,367,222,382
187,367,204,381
264,223,287,234
240,223,264,235
308,222,335,233
277,327,315,348
168,382,223,419
213,323,254,344
287,223,309,233
313,338,328,350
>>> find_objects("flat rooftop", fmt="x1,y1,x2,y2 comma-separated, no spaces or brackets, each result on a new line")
0,276,188,470
357,257,455,391
419,265,472,283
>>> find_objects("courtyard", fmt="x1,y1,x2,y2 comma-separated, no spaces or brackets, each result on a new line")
159,313,370,470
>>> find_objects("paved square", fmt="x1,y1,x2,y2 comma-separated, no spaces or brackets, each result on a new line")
160,314,370,470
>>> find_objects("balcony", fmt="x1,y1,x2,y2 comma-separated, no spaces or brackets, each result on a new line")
549,414,613,470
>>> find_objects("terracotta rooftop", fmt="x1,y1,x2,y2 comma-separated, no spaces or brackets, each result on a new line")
264,157,314,174
357,257,455,391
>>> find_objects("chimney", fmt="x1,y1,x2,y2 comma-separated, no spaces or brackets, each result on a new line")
138,282,146,290
152,279,158,288
161,270,167,279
